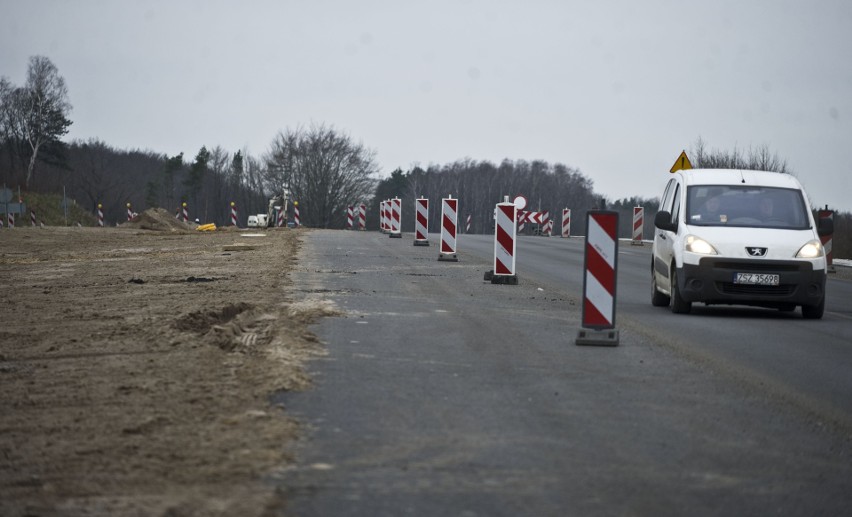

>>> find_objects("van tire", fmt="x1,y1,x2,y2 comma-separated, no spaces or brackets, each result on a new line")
670,269,692,314
802,297,825,319
651,269,670,307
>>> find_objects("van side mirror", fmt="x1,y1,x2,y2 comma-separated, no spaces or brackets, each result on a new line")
817,217,834,237
654,211,677,232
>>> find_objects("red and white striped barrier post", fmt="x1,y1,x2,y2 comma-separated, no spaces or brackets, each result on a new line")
576,210,620,346
438,195,459,261
30,209,36,227
465,214,471,234
632,206,644,246
517,211,527,234
818,209,834,272
182,202,189,223
175,207,181,219
7,212,15,229
542,211,552,236
230,202,238,226
562,208,571,238
389,197,401,238
380,199,390,233
126,203,133,221
97,203,104,227
484,199,517,283
414,197,429,246
347,205,354,230
359,204,366,230
293,202,300,227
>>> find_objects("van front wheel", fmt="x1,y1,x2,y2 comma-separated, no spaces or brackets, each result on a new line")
802,297,825,319
670,269,692,314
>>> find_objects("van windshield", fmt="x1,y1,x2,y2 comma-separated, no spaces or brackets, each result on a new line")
686,185,810,229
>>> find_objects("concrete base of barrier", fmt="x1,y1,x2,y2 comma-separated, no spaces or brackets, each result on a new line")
389,233,402,239
630,240,644,246
438,253,458,262
575,328,620,346
483,270,517,284
414,240,430,247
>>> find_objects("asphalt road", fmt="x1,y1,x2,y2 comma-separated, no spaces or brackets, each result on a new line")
275,229,852,517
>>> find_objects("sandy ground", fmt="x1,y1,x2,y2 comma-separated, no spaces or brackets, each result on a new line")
0,212,335,516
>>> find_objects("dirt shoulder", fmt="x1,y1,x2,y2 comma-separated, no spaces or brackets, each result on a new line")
0,222,333,516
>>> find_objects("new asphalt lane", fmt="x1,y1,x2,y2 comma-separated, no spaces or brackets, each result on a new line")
275,230,852,516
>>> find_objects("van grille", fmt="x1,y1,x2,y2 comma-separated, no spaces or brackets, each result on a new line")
716,282,797,296
712,261,801,272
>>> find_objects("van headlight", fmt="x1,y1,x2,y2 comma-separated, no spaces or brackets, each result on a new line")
796,239,823,259
685,235,718,255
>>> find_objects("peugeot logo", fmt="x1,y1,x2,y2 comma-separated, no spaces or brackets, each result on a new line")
747,247,768,257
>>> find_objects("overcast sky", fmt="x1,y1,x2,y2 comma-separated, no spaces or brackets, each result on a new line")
2,0,851,211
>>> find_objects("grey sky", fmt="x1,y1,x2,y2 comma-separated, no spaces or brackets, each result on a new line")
2,0,850,211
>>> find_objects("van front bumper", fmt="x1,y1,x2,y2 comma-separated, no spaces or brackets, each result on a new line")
677,258,826,308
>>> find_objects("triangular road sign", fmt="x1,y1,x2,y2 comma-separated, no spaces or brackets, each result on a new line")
670,150,693,173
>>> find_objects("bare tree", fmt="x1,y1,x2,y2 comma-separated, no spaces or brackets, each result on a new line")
0,56,73,187
265,124,379,228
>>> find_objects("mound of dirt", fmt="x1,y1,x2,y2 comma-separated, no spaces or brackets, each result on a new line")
122,207,196,232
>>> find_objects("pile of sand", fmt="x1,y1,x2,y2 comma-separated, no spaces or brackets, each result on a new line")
122,208,196,232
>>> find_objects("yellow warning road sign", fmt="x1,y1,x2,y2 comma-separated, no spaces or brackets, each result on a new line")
670,150,693,173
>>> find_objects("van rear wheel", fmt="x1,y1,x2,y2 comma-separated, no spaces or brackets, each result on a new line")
670,269,692,314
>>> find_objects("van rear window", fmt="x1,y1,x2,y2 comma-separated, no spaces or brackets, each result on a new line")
686,185,810,229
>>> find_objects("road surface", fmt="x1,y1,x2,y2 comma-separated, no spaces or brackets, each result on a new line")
276,229,852,516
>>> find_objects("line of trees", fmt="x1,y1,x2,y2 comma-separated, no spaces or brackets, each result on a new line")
2,55,849,258
369,159,606,236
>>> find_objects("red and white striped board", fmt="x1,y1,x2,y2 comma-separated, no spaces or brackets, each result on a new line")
230,202,238,226
389,197,401,238
541,211,551,236
175,207,181,219
294,204,300,227
414,197,429,246
632,206,644,245
7,212,14,229
518,210,545,225
576,210,620,346
31,209,36,227
97,204,104,227
358,204,366,230
561,208,571,238
438,196,458,261
465,214,471,234
182,203,189,223
347,205,354,230
126,203,133,221
380,200,388,232
486,201,517,283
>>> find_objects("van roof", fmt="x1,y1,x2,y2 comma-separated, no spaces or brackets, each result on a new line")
679,169,803,189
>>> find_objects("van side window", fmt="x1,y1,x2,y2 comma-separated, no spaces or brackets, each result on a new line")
660,179,676,212
671,184,682,225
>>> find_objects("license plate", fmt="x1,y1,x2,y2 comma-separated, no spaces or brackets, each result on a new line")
734,273,780,286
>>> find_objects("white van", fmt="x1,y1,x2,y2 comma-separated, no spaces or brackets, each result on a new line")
651,169,833,319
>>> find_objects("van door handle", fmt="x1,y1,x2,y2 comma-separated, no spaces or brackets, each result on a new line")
658,233,667,240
